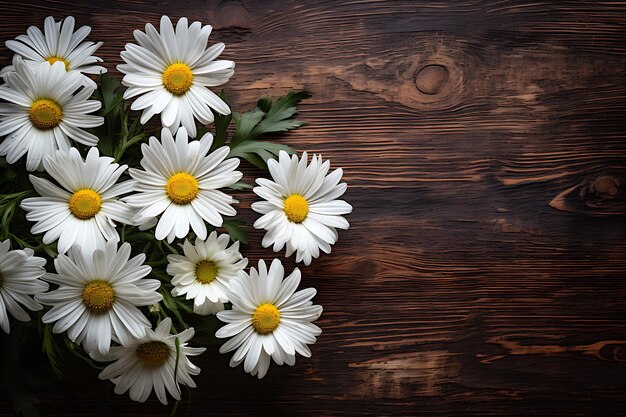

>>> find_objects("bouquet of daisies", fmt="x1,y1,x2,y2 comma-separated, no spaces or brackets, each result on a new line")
0,16,351,410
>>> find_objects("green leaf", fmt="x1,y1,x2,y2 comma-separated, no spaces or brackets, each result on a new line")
160,290,190,329
256,97,272,113
42,324,64,379
228,91,309,167
253,91,311,137
231,108,265,146
0,190,32,240
221,220,249,244
211,90,233,150
63,337,102,371
96,74,123,114
173,337,181,395
228,181,254,191
0,200,17,240
0,190,31,204
231,91,310,146
228,140,295,169
91,73,149,161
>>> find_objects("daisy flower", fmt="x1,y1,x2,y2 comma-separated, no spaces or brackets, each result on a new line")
0,16,106,86
251,151,352,266
0,58,103,171
118,15,235,137
21,147,136,255
0,240,48,333
216,259,322,379
91,317,205,405
167,231,247,315
124,127,242,243
36,241,162,354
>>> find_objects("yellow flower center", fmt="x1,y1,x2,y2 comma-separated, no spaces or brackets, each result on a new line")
284,194,309,223
166,172,199,204
162,63,194,95
82,281,115,312
196,260,218,284
29,99,62,129
251,303,281,334
136,341,170,368
69,189,102,220
46,56,70,71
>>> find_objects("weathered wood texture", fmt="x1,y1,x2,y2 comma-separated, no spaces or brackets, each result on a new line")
1,0,626,416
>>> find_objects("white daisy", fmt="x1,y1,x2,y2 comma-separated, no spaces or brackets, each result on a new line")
0,240,48,333
124,127,242,243
0,16,106,86
251,151,353,266
216,259,322,379
0,58,103,171
20,147,136,255
167,231,247,316
91,317,205,405
118,15,234,137
36,241,162,354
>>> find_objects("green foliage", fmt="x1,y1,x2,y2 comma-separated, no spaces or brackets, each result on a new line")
91,74,147,163
0,147,56,257
173,337,181,393
63,336,103,371
97,73,125,116
160,286,192,330
228,181,254,191
232,91,311,144
41,324,64,379
0,191,32,240
228,140,294,169
226,91,310,168
210,90,233,150
221,219,249,244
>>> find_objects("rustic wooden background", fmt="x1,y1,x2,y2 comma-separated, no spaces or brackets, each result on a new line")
1,0,626,416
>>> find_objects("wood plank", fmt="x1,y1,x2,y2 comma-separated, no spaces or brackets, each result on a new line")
0,0,625,415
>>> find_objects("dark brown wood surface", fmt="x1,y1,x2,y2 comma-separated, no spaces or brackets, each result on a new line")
1,1,626,416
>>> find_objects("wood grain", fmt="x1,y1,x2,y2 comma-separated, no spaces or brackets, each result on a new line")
1,0,626,416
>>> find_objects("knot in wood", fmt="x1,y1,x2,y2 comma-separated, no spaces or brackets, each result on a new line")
579,175,621,207
599,343,626,361
414,65,449,95
613,345,626,362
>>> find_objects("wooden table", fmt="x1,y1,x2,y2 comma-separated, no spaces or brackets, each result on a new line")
1,1,625,416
